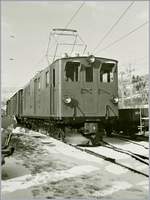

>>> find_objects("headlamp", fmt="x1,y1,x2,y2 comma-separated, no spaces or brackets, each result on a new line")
88,55,95,63
63,96,72,104
112,97,119,104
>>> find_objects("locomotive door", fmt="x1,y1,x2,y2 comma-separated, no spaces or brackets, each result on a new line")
34,79,37,114
81,66,98,115
97,62,118,116
50,68,55,115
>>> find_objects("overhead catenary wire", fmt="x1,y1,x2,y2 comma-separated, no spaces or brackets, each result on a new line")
64,2,87,55
65,2,85,29
92,1,135,53
45,32,52,64
120,56,148,66
34,56,45,67
95,21,149,54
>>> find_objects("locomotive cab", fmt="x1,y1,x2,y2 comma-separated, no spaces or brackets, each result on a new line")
60,55,118,137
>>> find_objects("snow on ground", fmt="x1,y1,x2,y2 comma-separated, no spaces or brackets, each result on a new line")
80,145,149,175
2,127,149,200
92,181,132,197
113,143,148,155
137,180,149,190
81,146,131,160
106,164,128,175
138,141,149,148
104,137,148,156
42,137,104,164
2,165,99,193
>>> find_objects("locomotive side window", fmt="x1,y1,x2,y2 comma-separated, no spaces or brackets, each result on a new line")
24,89,26,110
100,63,115,83
27,85,30,95
38,78,41,90
45,71,49,87
85,67,93,82
65,62,80,82
53,69,55,87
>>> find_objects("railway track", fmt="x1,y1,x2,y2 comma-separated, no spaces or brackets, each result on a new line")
112,134,149,150
69,142,149,178
16,125,149,178
102,141,149,163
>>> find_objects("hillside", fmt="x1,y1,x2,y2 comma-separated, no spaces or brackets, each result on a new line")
118,74,149,108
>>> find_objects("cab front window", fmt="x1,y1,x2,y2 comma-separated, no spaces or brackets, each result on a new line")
100,63,115,83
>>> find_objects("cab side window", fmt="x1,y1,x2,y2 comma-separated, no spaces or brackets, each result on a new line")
38,78,41,90
24,89,27,110
45,71,49,87
53,69,55,87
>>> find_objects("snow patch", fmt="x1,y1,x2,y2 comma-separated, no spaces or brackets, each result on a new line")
109,143,148,156
104,137,149,156
92,181,132,197
2,165,99,194
138,141,149,148
42,138,103,164
41,138,54,143
28,130,46,137
118,161,149,174
83,146,130,160
12,127,26,134
136,164,148,170
105,164,128,175
137,180,149,190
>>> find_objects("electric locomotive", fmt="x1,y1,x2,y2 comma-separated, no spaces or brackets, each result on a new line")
6,29,119,145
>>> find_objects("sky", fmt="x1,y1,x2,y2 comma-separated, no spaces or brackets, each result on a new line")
1,1,149,88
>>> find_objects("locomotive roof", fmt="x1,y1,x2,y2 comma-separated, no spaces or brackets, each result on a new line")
31,55,118,81
52,56,118,64
21,55,118,90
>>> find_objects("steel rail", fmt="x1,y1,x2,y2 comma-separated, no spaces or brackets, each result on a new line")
71,144,149,178
103,141,149,165
113,134,149,150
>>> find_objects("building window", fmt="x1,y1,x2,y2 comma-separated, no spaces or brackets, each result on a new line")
46,71,49,87
85,67,93,82
65,62,80,82
100,63,115,83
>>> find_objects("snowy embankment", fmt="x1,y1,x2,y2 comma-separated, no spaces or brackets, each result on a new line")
12,127,104,164
2,165,98,193
2,127,149,200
